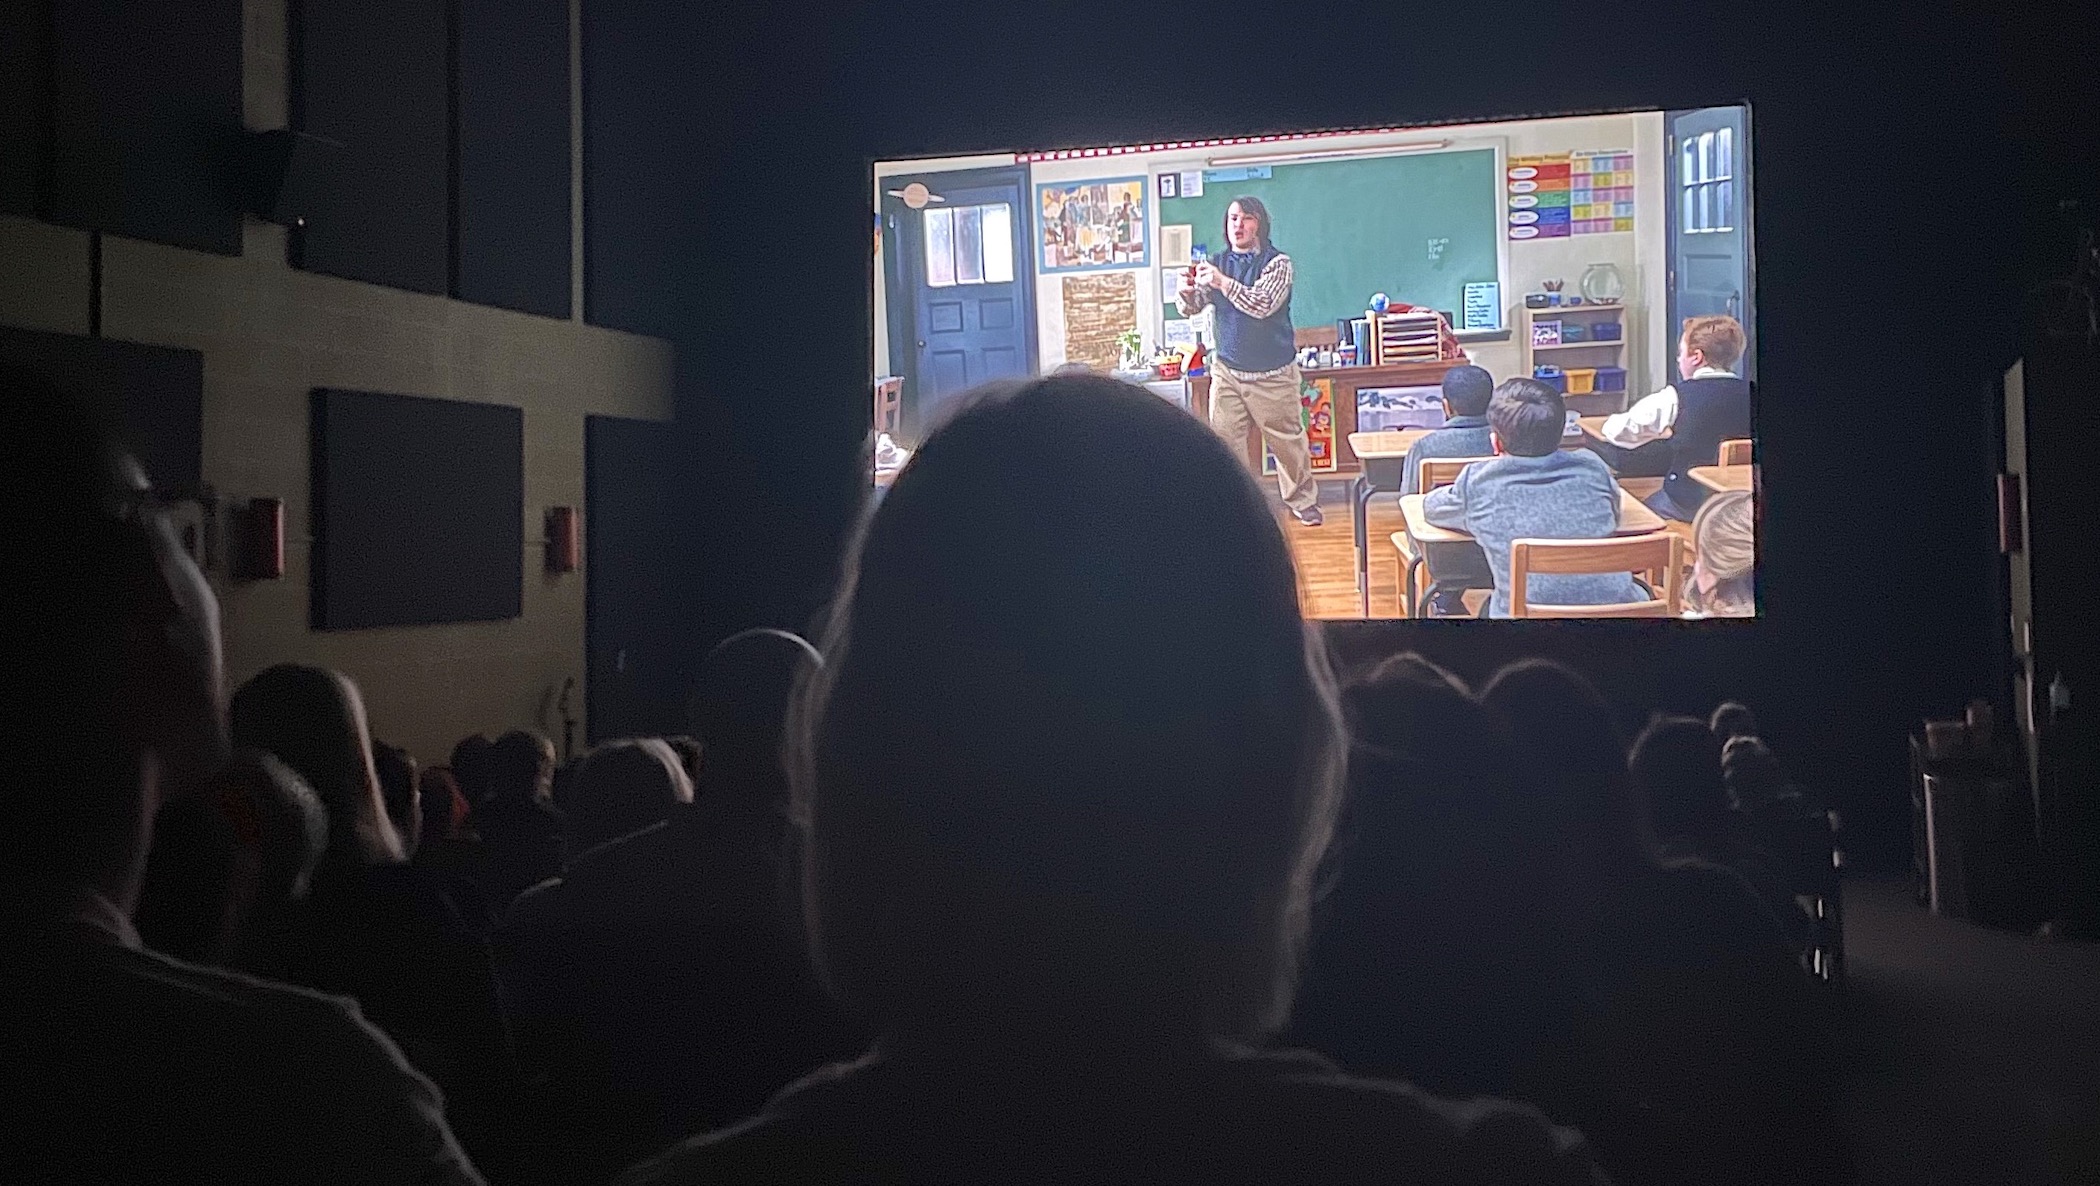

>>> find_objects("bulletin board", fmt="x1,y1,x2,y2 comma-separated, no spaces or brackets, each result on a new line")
1159,147,1503,330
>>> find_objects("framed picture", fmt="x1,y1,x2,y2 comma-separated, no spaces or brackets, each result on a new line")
1157,172,1179,200
1036,177,1150,274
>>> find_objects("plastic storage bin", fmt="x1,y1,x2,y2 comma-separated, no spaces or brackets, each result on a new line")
1594,366,1627,393
1531,365,1565,394
1591,321,1623,341
1564,368,1598,395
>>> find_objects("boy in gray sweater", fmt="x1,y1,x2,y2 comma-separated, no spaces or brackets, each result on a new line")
1424,377,1640,618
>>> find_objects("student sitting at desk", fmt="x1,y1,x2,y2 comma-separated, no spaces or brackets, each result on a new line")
1592,314,1752,521
1425,377,1641,618
1399,365,1496,616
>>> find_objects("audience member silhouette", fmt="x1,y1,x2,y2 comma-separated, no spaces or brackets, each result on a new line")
415,764,494,934
1709,700,1761,743
500,642,863,1184
373,740,422,859
1293,653,1588,1121
553,736,694,861
472,730,567,910
0,375,483,1183
1633,715,1810,954
232,665,518,1177
452,734,494,803
1482,659,1845,1186
619,373,1603,1185
138,749,328,972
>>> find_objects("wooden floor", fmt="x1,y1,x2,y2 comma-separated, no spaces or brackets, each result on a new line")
1280,479,1414,620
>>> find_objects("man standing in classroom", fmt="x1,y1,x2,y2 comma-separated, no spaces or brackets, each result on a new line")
1178,196,1322,526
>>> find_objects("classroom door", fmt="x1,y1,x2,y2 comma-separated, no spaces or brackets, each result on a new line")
883,168,1035,437
585,414,689,750
1667,107,1754,379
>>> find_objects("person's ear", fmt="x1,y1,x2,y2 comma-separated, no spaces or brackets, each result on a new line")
1490,431,1504,456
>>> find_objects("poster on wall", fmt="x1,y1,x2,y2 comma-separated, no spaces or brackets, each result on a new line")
1506,154,1572,240
1569,150,1635,234
1037,177,1150,273
1264,376,1337,474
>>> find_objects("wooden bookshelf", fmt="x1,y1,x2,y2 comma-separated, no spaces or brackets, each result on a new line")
1517,302,1635,415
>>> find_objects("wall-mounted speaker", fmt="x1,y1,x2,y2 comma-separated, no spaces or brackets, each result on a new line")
240,128,341,228
546,506,579,573
232,496,285,580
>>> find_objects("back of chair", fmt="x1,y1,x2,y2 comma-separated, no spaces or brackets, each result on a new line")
1508,531,1683,617
1419,455,1493,493
1718,437,1753,466
874,377,903,435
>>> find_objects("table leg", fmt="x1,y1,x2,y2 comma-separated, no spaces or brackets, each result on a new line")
1352,476,1372,616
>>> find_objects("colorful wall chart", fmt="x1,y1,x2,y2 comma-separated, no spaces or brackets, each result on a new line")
1507,151,1634,240
1569,150,1635,234
1505,155,1571,240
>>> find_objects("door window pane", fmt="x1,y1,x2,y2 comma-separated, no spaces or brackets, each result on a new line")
924,208,955,287
1716,180,1733,231
1715,126,1734,180
982,204,1013,283
1682,187,1696,233
955,205,985,284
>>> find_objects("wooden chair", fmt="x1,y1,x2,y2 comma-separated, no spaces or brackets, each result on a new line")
1718,437,1753,466
1392,456,1494,617
1507,531,1684,617
874,376,903,436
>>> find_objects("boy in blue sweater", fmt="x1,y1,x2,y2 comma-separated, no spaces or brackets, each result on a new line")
1399,365,1496,616
1424,377,1641,618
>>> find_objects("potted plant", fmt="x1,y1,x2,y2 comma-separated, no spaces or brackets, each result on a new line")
1117,329,1145,374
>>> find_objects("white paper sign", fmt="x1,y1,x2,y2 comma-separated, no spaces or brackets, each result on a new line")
1462,281,1501,330
1159,224,1193,268
1162,319,1196,349
1179,169,1204,198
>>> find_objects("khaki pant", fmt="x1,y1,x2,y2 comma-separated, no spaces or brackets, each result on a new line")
1210,363,1318,513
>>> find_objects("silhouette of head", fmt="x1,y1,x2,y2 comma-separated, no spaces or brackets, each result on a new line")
230,665,402,869
1480,658,1654,872
790,372,1344,1048
564,737,693,856
690,627,822,803
1631,714,1730,846
371,741,420,859
8,367,226,904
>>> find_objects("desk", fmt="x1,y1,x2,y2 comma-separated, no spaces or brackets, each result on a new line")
1192,359,1460,475
1393,489,1666,615
1690,464,1754,493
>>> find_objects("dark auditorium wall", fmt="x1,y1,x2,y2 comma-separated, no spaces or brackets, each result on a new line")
0,0,674,762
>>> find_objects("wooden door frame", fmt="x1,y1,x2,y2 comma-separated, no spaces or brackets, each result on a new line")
879,164,1038,440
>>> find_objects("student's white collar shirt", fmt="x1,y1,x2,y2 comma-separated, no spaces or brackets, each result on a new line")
1596,366,1737,448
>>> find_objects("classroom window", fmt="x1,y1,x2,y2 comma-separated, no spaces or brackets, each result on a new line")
1679,130,1735,235
922,202,1014,287
925,208,956,286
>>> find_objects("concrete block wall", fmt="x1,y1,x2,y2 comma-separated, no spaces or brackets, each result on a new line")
0,0,674,763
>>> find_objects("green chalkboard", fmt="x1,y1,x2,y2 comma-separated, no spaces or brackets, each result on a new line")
1160,148,1501,331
